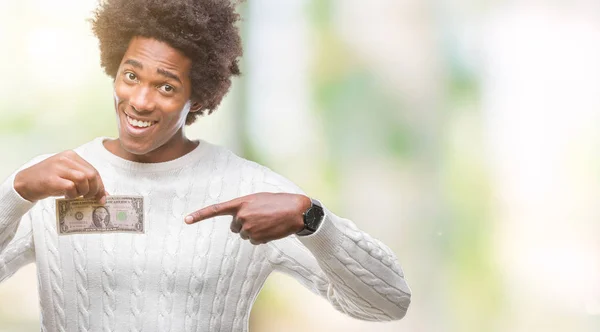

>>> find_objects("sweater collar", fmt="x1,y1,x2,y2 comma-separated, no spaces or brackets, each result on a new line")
94,137,212,173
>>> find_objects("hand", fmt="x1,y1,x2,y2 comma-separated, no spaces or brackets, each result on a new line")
185,193,311,245
14,150,108,203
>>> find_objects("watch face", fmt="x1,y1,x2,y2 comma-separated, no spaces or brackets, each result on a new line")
306,209,317,228
305,206,324,229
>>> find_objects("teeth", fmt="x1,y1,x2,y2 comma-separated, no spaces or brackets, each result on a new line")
126,115,154,128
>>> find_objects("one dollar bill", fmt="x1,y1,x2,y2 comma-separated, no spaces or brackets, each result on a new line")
56,196,144,235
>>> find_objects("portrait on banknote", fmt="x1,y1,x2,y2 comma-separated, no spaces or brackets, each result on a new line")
92,206,110,228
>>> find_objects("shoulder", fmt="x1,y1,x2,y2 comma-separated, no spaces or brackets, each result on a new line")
13,138,101,172
207,143,265,179
72,137,104,158
208,143,304,194
18,153,55,171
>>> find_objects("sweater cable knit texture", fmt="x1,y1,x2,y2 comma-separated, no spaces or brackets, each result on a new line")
42,203,67,332
130,168,150,332
0,137,411,331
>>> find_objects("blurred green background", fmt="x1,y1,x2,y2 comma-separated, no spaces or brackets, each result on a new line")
1,0,600,331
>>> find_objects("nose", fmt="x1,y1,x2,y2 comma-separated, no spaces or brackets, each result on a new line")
128,85,156,113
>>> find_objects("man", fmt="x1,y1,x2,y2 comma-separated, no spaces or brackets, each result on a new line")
0,1,411,331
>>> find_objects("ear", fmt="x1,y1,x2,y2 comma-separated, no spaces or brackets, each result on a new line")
190,100,203,113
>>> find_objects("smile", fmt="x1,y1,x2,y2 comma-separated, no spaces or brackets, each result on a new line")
125,113,157,128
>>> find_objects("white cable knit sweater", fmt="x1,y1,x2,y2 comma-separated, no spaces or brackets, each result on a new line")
0,137,411,332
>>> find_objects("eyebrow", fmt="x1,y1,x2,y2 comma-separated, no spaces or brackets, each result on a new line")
123,59,183,85
157,68,182,85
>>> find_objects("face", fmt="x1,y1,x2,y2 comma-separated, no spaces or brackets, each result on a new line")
111,36,201,162
95,207,108,220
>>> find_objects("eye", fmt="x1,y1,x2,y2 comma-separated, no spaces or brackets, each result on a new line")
124,72,137,82
160,84,175,94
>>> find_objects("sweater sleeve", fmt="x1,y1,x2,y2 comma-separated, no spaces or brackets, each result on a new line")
0,155,52,282
257,167,411,321
0,172,37,282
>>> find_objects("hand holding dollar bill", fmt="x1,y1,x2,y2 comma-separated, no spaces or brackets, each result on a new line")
56,196,144,235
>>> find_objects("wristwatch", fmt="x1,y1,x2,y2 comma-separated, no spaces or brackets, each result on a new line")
297,198,325,236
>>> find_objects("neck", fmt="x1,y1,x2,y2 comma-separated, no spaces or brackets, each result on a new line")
104,132,199,163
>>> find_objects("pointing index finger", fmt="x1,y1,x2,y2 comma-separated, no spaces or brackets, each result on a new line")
185,197,243,224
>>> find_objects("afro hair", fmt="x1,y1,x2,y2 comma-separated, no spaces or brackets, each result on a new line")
91,0,244,125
